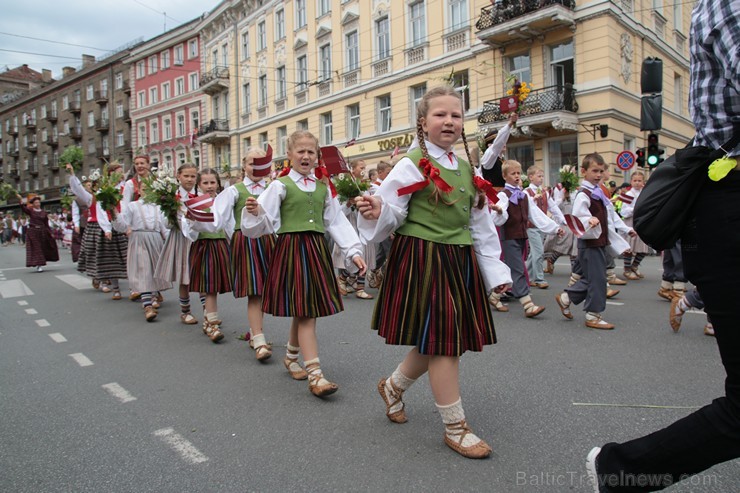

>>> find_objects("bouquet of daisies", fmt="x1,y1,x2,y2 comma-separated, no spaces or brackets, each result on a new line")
94,164,123,213
141,162,181,229
333,173,369,206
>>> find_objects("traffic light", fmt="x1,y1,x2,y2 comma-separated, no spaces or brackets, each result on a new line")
647,133,664,167
636,147,646,168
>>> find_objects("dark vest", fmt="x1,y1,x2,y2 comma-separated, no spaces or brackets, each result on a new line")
525,187,547,229
581,189,609,248
503,189,529,240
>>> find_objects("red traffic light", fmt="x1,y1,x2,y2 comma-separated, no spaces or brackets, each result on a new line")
636,148,646,167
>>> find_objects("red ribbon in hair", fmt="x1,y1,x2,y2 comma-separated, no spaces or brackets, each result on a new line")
397,158,454,197
473,176,499,204
314,165,338,198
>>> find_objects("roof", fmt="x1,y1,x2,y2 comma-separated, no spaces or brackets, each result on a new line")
0,65,45,83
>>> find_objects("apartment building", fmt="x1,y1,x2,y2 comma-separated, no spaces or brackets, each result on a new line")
126,18,206,170
0,50,136,207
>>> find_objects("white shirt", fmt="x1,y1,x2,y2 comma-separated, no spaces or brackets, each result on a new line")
112,200,169,236
526,183,566,226
68,175,113,233
241,169,362,271
480,123,513,169
213,177,267,238
357,140,512,292
619,188,640,219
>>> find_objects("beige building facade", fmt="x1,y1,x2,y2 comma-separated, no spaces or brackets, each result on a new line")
194,0,694,185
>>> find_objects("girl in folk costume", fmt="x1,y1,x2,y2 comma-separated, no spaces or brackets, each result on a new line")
66,163,128,299
62,214,73,249
356,86,512,459
16,194,59,272
122,155,151,208
213,148,275,361
111,181,172,322
154,163,200,325
619,171,650,280
242,131,366,397
181,168,233,343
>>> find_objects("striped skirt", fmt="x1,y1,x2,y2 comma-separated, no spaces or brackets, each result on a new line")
127,231,172,293
77,222,128,280
262,232,343,318
623,217,650,254
372,235,496,356
154,230,192,285
231,231,275,298
25,226,58,267
71,226,83,263
189,238,233,294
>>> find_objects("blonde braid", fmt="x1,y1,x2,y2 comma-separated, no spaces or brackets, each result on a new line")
416,120,429,161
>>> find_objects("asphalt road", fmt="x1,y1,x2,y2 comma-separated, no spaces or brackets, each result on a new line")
1,244,737,492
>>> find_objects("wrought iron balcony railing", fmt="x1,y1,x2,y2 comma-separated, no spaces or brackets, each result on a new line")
476,0,576,31
478,84,578,124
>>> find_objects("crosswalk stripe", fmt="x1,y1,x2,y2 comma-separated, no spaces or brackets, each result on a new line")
55,274,94,291
0,280,34,298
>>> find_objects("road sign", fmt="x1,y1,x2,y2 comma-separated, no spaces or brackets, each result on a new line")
616,150,636,171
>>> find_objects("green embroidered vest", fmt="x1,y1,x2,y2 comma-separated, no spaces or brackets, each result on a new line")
198,230,227,240
233,182,255,227
276,176,327,234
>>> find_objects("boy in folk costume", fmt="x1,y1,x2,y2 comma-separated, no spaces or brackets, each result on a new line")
618,171,650,279
525,165,566,289
556,153,636,330
490,160,564,317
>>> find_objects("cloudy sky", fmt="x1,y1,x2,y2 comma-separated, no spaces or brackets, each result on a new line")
1,0,214,77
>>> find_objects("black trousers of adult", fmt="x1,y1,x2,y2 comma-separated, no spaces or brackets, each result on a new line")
661,240,686,283
597,173,740,491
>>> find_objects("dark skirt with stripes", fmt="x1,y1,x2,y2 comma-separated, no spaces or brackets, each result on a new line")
189,238,233,294
262,232,343,318
372,234,497,356
77,222,128,280
231,231,276,298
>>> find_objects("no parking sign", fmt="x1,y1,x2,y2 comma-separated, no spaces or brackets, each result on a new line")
616,150,636,171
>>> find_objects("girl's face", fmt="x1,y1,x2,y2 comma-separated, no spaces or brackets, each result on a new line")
134,157,150,177
178,167,198,191
630,174,645,190
420,95,463,151
83,181,93,193
198,174,219,197
287,137,318,176
243,152,263,181
351,161,366,180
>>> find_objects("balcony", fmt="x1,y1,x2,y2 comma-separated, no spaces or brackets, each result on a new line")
8,146,19,157
197,119,229,144
122,110,131,122
8,126,18,136
95,118,110,132
9,167,19,178
295,89,308,107
200,66,230,95
476,0,576,47
317,80,332,98
45,110,58,122
69,100,82,113
372,58,391,78
97,148,111,160
29,163,39,176
25,118,37,130
343,69,360,89
50,156,59,170
122,81,131,94
25,141,38,153
45,135,59,147
478,84,578,132
68,127,83,140
405,44,427,66
95,90,109,104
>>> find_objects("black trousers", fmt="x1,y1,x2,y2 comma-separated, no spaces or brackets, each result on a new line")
597,173,740,491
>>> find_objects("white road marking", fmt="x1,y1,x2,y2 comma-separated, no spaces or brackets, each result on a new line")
606,301,624,306
101,383,137,403
0,280,34,298
55,274,94,290
0,267,31,271
25,308,38,315
153,428,209,464
48,333,67,343
35,319,50,327
17,300,28,306
69,353,93,367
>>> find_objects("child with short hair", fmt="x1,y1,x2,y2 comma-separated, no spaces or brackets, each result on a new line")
619,171,649,279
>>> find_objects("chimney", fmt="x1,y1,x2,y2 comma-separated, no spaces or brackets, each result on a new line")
82,54,96,67
62,66,76,77
42,69,52,83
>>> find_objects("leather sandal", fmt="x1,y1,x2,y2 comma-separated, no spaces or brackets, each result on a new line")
443,420,492,459
488,292,509,312
377,378,407,423
129,292,141,301
204,320,224,342
555,294,573,320
306,363,338,397
101,286,112,293
524,304,545,318
112,291,122,300
180,313,198,325
144,306,157,322
355,289,374,299
254,344,272,361
283,357,308,380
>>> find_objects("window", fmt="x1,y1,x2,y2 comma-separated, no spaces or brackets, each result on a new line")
191,110,200,130
652,0,663,15
241,31,250,60
221,43,228,67
101,105,108,121
549,40,575,87
347,103,360,139
116,102,123,118
116,131,125,147
317,0,330,17
320,112,332,145
259,132,268,151
276,66,287,100
86,84,94,101
297,119,308,131
376,17,390,60
297,55,308,91
177,152,186,164
41,106,47,119
115,72,123,89
296,0,307,28
212,95,221,119
674,73,684,114
164,118,172,140
150,120,159,144
243,137,252,154
507,53,532,91
189,73,199,91
345,31,359,71
161,50,171,70
409,1,426,47
62,95,69,110
87,140,96,154
277,126,287,156
149,55,158,73
275,9,285,41
175,77,185,96
545,138,576,186
257,21,267,51
174,45,184,65
377,95,392,132
319,43,332,81
162,82,171,100
452,70,470,112
243,83,251,113
87,111,95,128
410,83,426,124
192,149,200,167
136,61,145,78
448,0,468,31
256,75,268,108
149,87,158,105
177,114,185,137
188,38,198,58
673,0,682,32
211,49,218,68
100,79,108,95
137,91,146,108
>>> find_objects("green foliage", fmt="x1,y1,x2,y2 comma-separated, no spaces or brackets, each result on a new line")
141,170,181,229
0,183,18,201
333,174,369,204
559,167,580,193
60,146,84,171
60,194,74,211
95,164,123,212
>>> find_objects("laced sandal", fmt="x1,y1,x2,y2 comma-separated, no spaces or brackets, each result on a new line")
443,420,492,459
101,286,112,293
488,292,509,312
112,291,122,300
129,292,141,301
623,270,640,281
306,363,338,397
144,306,157,322
377,378,407,423
152,293,163,309
585,317,615,330
283,357,308,380
204,320,224,342
180,313,198,325
555,294,573,320
524,304,545,318
254,344,272,361
355,289,374,299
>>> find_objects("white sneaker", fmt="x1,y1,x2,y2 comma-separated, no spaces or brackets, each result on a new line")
585,447,602,493
36,266,43,272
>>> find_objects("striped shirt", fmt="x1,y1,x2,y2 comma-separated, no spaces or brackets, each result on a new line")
689,0,740,156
